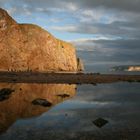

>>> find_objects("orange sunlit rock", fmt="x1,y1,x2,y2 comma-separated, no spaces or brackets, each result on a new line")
0,8,83,72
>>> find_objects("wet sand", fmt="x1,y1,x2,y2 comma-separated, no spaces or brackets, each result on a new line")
0,71,140,84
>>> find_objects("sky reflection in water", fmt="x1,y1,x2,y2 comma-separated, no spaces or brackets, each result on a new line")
0,82,140,139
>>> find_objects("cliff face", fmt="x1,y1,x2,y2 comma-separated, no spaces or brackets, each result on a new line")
127,66,140,72
77,58,84,72
0,8,83,72
111,65,140,72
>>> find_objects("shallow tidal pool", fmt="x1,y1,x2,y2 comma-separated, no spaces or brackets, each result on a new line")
0,82,140,140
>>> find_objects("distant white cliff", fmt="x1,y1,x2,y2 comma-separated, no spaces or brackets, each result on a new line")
111,65,140,72
127,66,140,72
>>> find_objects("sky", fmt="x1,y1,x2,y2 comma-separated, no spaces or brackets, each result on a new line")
0,0,140,72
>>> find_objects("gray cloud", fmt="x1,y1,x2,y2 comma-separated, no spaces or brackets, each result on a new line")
3,0,140,12
51,19,140,39
72,0,140,12
73,38,140,72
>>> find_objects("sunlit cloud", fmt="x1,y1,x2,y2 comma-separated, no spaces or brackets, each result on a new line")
50,25,77,32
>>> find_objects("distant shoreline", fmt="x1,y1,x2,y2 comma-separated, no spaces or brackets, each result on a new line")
0,71,140,84
111,65,140,72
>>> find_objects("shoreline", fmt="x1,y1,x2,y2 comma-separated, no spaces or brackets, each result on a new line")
0,71,140,84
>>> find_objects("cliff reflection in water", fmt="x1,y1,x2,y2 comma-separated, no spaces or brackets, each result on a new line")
0,83,76,134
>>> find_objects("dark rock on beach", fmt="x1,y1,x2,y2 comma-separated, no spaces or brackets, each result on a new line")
32,98,52,107
57,93,70,98
92,118,108,128
0,88,15,101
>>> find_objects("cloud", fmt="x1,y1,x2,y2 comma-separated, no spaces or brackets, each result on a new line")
51,18,140,39
51,25,77,32
67,0,140,13
4,0,140,13
71,38,140,70
1,0,140,37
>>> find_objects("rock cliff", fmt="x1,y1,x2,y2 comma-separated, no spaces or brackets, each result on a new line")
127,66,140,71
0,8,83,72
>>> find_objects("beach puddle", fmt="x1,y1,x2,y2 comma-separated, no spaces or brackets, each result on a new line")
0,82,140,140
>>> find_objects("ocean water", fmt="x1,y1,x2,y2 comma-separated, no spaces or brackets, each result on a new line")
0,82,140,140
76,49,140,74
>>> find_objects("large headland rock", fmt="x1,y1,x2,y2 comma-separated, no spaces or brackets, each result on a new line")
0,8,84,72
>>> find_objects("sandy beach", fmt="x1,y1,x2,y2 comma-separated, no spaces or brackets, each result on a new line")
0,71,140,84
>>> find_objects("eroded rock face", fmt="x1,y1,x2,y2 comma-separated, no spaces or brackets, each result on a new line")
0,8,81,72
77,58,84,72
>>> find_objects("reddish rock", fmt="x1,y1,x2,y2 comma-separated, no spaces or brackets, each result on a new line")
0,8,83,72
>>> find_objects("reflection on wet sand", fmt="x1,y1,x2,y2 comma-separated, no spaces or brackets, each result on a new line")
0,83,76,134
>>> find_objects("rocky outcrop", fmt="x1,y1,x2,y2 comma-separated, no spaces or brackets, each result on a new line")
111,65,140,72
127,66,140,71
77,58,84,72
0,8,83,72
